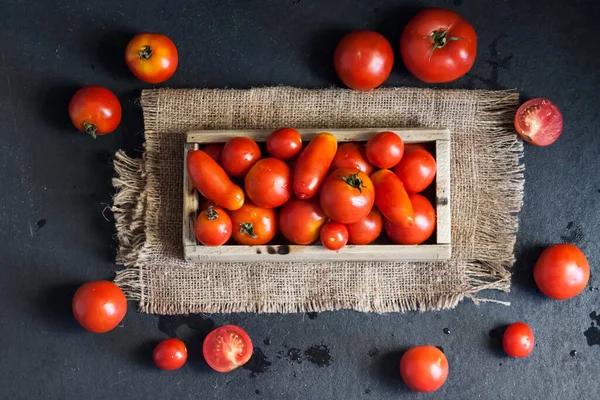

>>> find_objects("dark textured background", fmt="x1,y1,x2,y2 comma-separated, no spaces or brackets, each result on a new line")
1,0,599,398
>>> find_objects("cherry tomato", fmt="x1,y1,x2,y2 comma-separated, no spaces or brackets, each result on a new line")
221,137,262,177
125,33,178,84
401,8,477,83
533,244,589,300
371,169,414,227
153,339,188,370
245,158,292,209
400,346,448,392
194,205,232,246
293,132,338,199
333,31,394,91
202,144,224,164
331,143,374,176
514,98,563,146
266,127,303,160
68,86,122,138
393,148,436,193
203,325,253,372
503,322,534,358
72,280,127,333
279,198,328,245
366,131,404,169
187,150,245,210
346,208,382,245
320,222,348,251
320,168,375,224
385,194,435,244
230,201,277,245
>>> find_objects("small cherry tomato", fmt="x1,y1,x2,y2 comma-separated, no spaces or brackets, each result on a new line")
72,280,127,333
385,194,435,244
371,169,414,227
194,205,232,246
153,339,188,370
320,168,375,224
187,150,245,210
202,144,224,164
320,222,348,251
230,202,277,245
203,325,253,372
400,345,448,392
293,132,338,199
221,137,262,177
333,31,394,91
279,198,328,245
266,127,303,160
533,244,589,300
366,131,404,169
245,158,292,208
514,98,563,146
331,143,374,176
503,322,534,358
68,86,122,138
346,208,382,245
125,33,178,84
393,148,436,193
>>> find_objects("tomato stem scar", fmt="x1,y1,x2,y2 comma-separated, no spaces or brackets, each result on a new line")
139,45,153,60
206,205,219,221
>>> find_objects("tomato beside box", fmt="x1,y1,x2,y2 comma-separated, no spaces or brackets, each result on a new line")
183,128,451,262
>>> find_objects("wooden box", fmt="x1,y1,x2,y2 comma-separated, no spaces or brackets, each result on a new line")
183,128,451,262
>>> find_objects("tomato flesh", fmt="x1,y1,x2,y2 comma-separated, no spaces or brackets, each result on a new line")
514,98,563,146
503,322,534,358
203,325,253,372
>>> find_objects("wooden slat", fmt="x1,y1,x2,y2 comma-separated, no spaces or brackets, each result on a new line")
435,139,452,247
182,142,199,250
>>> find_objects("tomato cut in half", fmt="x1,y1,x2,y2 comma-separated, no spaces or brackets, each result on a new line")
203,325,253,372
514,98,563,146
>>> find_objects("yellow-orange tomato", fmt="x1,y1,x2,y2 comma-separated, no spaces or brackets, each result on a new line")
293,133,338,199
125,33,178,84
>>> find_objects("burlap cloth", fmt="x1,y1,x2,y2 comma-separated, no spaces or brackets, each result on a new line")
112,87,523,314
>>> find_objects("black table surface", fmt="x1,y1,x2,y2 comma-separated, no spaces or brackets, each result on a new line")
2,0,599,398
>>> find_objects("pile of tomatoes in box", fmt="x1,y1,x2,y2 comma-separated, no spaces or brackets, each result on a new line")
188,129,438,250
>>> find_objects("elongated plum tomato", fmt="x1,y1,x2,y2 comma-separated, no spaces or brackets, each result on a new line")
371,169,414,227
334,31,394,91
68,86,122,138
393,148,436,193
153,339,188,370
330,143,374,176
320,168,375,224
230,201,277,245
514,98,563,146
533,244,589,299
346,208,382,245
72,280,127,333
400,346,448,392
503,322,534,358
125,33,178,84
221,137,262,177
266,127,303,160
187,150,245,210
293,133,338,199
194,205,232,246
279,198,327,245
245,158,292,208
320,222,348,251
385,194,435,244
203,325,253,372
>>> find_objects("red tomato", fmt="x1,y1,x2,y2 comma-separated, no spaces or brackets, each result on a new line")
293,133,338,199
400,346,448,392
230,202,277,245
514,98,563,146
153,339,188,370
221,137,262,177
245,158,292,208
346,208,382,245
371,169,414,227
320,168,375,224
400,8,477,83
72,281,127,333
202,144,224,164
266,127,303,160
366,131,404,169
187,150,245,210
503,322,534,358
279,198,328,245
195,205,232,246
393,148,436,193
203,325,253,372
320,222,348,251
331,143,374,176
68,86,122,138
533,244,589,300
333,31,394,91
385,194,435,244
125,33,178,84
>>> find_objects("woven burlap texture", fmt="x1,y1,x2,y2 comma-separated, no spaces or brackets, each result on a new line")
112,87,523,314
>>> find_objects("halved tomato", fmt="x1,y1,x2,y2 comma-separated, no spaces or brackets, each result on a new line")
514,98,563,146
203,325,253,372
